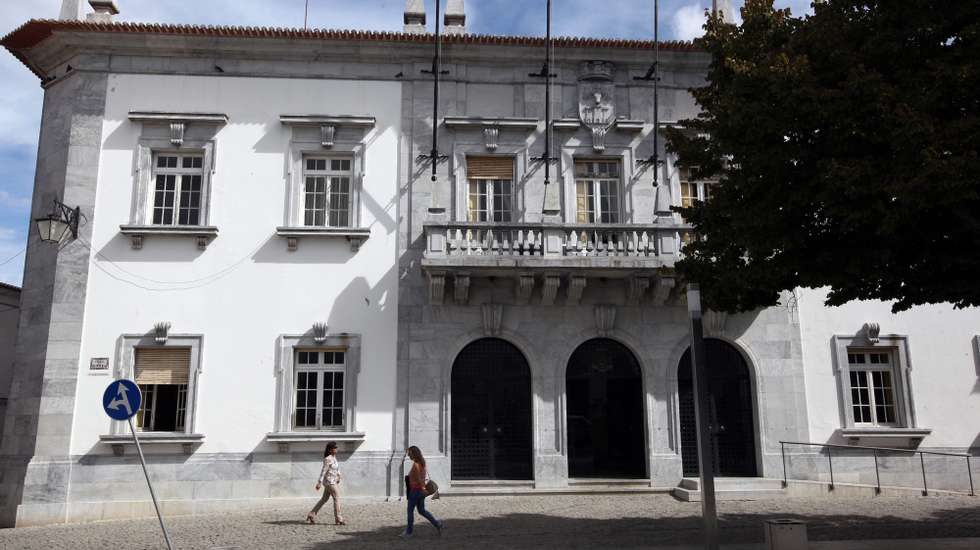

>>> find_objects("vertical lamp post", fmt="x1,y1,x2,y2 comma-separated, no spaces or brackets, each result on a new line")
687,283,719,549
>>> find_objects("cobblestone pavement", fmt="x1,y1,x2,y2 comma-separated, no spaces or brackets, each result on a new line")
1,495,978,550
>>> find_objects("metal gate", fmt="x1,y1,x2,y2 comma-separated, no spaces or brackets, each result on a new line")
451,338,533,480
566,338,646,478
678,339,757,477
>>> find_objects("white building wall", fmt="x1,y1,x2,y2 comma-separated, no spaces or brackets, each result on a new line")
798,287,980,450
72,74,401,455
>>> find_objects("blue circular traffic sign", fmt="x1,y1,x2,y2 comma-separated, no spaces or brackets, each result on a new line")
103,379,142,421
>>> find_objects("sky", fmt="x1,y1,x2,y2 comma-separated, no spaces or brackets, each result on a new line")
0,0,813,287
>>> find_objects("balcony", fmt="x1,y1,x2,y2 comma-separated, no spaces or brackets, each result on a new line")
422,221,690,306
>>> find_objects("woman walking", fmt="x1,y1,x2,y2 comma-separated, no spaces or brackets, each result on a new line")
401,446,442,538
306,441,346,525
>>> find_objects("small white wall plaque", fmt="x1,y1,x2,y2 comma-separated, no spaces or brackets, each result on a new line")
90,357,110,371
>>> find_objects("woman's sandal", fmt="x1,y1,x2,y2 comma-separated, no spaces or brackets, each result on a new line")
335,519,347,526
306,513,316,524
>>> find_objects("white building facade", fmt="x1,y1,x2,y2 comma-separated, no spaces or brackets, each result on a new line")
0,1,977,527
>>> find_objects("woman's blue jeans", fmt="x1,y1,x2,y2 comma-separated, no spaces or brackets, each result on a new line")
406,489,439,534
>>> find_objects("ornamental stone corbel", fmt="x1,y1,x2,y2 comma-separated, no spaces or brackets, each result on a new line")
652,276,675,306
312,322,329,344
454,273,471,305
484,126,499,151
591,125,608,152
428,272,446,305
130,234,144,250
540,275,560,306
515,274,535,304
566,276,587,306
482,303,503,336
594,305,616,337
627,277,650,306
321,124,336,148
170,122,185,147
863,322,880,344
154,321,171,344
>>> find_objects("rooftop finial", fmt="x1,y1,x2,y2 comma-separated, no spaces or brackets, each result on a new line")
713,0,736,24
87,0,120,22
59,0,85,20
404,0,426,34
444,0,466,35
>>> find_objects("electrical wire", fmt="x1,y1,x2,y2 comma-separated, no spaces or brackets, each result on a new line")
0,248,24,266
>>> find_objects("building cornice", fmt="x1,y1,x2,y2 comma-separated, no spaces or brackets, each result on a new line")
2,19,703,81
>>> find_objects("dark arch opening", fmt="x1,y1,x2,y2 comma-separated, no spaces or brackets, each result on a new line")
566,338,646,478
451,338,532,480
678,339,757,477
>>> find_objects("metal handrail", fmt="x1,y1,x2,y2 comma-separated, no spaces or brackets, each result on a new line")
779,440,975,497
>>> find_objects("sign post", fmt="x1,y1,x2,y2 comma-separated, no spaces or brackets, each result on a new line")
103,380,175,550
687,284,719,550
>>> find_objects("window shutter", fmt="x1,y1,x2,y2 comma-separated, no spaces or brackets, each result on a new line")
135,347,191,385
467,156,514,180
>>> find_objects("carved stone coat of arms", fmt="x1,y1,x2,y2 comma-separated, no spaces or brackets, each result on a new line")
578,61,616,152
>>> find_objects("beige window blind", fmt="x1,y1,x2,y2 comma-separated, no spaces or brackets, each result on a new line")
467,156,514,180
135,347,190,385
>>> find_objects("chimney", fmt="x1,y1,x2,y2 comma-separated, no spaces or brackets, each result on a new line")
86,0,119,23
713,0,736,24
59,0,85,20
404,0,426,34
444,0,466,35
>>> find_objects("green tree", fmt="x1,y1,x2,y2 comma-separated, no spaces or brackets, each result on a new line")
666,0,980,313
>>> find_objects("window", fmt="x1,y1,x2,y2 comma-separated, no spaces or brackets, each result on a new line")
151,153,205,226
575,160,621,223
847,351,899,426
680,167,712,208
466,156,514,222
303,157,352,227
134,347,191,432
832,334,916,430
273,333,363,435
294,349,347,430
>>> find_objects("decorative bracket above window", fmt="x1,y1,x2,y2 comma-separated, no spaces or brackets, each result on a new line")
280,115,376,149
444,117,538,152
128,112,229,148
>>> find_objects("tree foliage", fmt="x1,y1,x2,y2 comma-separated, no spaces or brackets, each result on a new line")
666,0,980,313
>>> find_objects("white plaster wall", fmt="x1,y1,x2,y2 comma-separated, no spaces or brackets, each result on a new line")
798,287,980,449
72,74,400,455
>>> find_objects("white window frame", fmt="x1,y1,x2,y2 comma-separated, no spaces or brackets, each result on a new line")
573,159,623,224
467,178,514,222
284,136,365,229
274,333,362,434
292,349,348,431
149,152,206,226
111,334,204,436
452,146,526,223
137,380,189,433
679,174,713,208
845,349,900,427
832,334,916,429
130,138,217,227
301,156,354,228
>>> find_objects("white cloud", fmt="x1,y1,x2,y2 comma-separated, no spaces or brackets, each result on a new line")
672,3,706,42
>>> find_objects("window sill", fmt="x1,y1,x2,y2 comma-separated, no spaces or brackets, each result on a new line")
839,428,932,449
100,432,205,456
266,431,366,453
275,226,370,252
119,224,219,250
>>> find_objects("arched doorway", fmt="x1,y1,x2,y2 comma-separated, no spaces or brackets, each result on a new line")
566,338,646,478
678,339,757,477
451,338,533,480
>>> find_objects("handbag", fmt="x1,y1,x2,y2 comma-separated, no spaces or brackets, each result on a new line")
425,479,440,499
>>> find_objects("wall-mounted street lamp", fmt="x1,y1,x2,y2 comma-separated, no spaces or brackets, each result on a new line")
34,199,80,244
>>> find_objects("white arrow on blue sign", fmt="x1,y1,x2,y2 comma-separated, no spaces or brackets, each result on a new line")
102,379,142,421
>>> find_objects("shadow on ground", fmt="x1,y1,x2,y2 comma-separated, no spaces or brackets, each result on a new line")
288,506,980,549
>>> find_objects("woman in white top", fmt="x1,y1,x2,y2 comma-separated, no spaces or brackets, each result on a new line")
306,441,345,525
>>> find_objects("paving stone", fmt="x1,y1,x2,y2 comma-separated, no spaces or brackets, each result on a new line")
0,494,978,549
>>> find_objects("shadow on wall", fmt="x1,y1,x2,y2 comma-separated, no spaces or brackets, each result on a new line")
972,336,980,394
